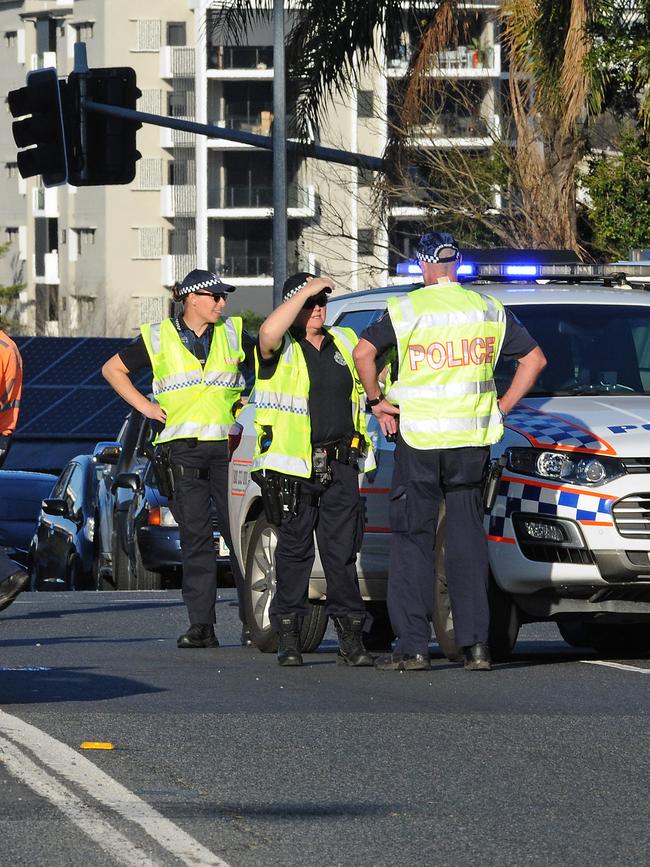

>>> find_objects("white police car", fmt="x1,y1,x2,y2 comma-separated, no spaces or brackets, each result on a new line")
228,255,650,657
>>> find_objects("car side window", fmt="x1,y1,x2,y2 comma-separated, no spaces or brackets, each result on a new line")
51,464,74,500
333,308,385,336
65,463,85,515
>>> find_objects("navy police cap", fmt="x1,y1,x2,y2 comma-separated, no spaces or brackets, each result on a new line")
177,268,236,297
416,231,461,264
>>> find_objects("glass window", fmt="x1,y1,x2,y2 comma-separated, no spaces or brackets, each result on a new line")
495,304,650,396
334,307,385,336
52,464,73,500
65,463,85,514
166,22,186,46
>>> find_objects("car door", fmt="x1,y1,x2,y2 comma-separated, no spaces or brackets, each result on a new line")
34,462,73,584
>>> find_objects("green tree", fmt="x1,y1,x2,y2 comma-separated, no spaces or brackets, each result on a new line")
583,132,650,259
239,308,265,335
0,241,25,331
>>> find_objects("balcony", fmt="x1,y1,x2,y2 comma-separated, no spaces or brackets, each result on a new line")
214,255,307,285
34,250,59,285
207,185,316,219
160,46,195,79
160,185,197,218
160,123,195,149
161,254,197,287
207,45,274,79
214,110,274,136
386,44,500,78
32,186,59,218
409,112,497,146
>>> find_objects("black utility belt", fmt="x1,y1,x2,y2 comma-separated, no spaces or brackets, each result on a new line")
313,432,367,468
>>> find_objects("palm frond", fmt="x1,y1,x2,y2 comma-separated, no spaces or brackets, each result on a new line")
203,1,273,48
560,0,590,134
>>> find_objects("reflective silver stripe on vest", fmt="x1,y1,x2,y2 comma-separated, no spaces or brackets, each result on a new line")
254,389,309,416
393,293,503,331
388,379,496,400
153,369,202,395
149,322,162,354
328,326,354,355
204,370,246,389
0,398,20,414
400,412,501,433
223,317,241,353
252,452,312,476
157,422,232,441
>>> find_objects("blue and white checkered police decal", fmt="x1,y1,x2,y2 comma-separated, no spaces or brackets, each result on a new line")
487,476,615,539
506,404,616,455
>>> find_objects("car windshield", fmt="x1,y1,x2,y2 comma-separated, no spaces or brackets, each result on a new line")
496,304,650,397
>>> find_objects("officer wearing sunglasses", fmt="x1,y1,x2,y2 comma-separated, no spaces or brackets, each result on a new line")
102,268,254,650
253,272,376,666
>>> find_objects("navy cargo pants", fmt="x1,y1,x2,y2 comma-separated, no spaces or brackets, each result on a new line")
387,436,490,656
169,439,245,627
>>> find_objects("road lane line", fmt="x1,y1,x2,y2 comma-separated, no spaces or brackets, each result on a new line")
581,660,650,675
0,710,230,867
0,737,160,867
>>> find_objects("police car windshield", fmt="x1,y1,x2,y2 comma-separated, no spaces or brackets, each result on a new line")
496,304,650,397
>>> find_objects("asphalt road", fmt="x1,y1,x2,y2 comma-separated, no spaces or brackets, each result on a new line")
0,590,649,867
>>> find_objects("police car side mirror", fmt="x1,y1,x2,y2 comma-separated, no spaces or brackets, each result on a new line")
112,472,142,494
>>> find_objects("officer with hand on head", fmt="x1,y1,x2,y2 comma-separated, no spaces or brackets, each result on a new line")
254,272,375,666
102,269,254,649
353,231,546,672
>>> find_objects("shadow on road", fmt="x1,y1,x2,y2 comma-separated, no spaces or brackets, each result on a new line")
0,665,166,704
0,600,185,622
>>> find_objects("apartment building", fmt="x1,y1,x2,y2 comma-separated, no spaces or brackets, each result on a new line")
0,0,503,335
0,0,196,336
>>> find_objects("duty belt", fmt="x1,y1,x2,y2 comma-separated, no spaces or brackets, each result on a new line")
172,465,211,481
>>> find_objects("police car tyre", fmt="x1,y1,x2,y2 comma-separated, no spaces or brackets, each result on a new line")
431,509,519,662
558,620,650,655
244,514,328,653
127,543,163,591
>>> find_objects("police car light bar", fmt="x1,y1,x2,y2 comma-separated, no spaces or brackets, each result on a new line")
395,258,650,284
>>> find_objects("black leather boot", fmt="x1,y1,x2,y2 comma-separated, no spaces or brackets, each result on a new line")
277,614,303,666
333,614,374,667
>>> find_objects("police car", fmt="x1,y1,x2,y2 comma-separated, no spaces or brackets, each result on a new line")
228,254,650,657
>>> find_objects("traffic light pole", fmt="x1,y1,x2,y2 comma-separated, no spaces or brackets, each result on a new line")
272,0,288,307
80,101,386,174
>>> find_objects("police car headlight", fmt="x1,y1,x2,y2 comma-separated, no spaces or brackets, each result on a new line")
506,448,625,487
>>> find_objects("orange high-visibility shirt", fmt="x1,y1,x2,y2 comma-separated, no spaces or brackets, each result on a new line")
0,330,22,436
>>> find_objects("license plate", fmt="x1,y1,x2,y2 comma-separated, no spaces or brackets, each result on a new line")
218,536,230,558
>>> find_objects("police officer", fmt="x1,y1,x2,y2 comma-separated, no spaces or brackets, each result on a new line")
0,326,29,611
254,272,375,666
353,232,547,671
102,269,253,649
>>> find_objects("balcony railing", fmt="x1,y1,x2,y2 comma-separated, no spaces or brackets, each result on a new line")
214,255,304,279
160,46,195,79
208,45,273,71
161,254,197,287
34,250,59,285
218,111,274,135
160,185,197,218
30,51,57,71
387,44,496,72
208,184,309,210
411,113,490,139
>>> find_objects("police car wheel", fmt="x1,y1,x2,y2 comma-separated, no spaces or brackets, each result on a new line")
559,620,650,656
244,514,328,653
126,543,162,591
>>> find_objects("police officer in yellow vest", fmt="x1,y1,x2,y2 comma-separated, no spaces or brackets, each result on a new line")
353,232,547,671
255,272,375,667
102,269,253,649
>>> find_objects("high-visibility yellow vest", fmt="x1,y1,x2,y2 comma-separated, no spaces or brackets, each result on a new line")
141,317,245,444
252,326,375,478
387,283,506,449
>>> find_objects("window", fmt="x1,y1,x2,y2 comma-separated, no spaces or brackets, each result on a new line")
134,19,161,51
137,227,163,258
78,228,95,247
4,31,17,48
334,308,384,336
36,284,58,325
5,162,17,179
358,229,375,256
136,158,162,190
74,22,94,41
5,227,18,244
166,22,186,46
357,90,374,118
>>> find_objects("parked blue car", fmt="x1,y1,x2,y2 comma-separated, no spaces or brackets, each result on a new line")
0,470,58,567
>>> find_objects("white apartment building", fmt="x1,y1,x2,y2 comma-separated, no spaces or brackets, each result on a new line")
0,0,503,335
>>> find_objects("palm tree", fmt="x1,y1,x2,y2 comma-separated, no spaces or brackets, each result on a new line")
210,1,648,252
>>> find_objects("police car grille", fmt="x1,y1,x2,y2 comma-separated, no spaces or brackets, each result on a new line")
621,458,650,474
612,494,650,539
520,543,594,565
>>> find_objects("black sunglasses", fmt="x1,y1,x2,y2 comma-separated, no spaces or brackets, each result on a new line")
302,292,329,310
193,291,228,301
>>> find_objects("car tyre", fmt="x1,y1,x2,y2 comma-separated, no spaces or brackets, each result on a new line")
244,514,328,653
432,508,519,662
110,512,130,590
559,620,650,656
126,542,162,591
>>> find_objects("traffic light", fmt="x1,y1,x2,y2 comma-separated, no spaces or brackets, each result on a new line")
66,67,142,185
7,68,68,186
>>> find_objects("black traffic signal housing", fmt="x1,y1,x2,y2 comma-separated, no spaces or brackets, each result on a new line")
8,68,68,186
66,66,142,185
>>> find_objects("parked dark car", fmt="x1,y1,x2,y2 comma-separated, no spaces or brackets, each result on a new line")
0,470,58,566
112,459,231,590
29,454,102,591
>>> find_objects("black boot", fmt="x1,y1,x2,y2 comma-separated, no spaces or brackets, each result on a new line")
277,614,303,666
334,614,374,667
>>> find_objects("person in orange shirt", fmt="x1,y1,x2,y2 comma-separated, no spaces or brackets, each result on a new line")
0,328,29,610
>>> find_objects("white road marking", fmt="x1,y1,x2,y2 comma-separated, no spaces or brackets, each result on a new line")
0,737,160,867
581,660,650,675
0,710,230,867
